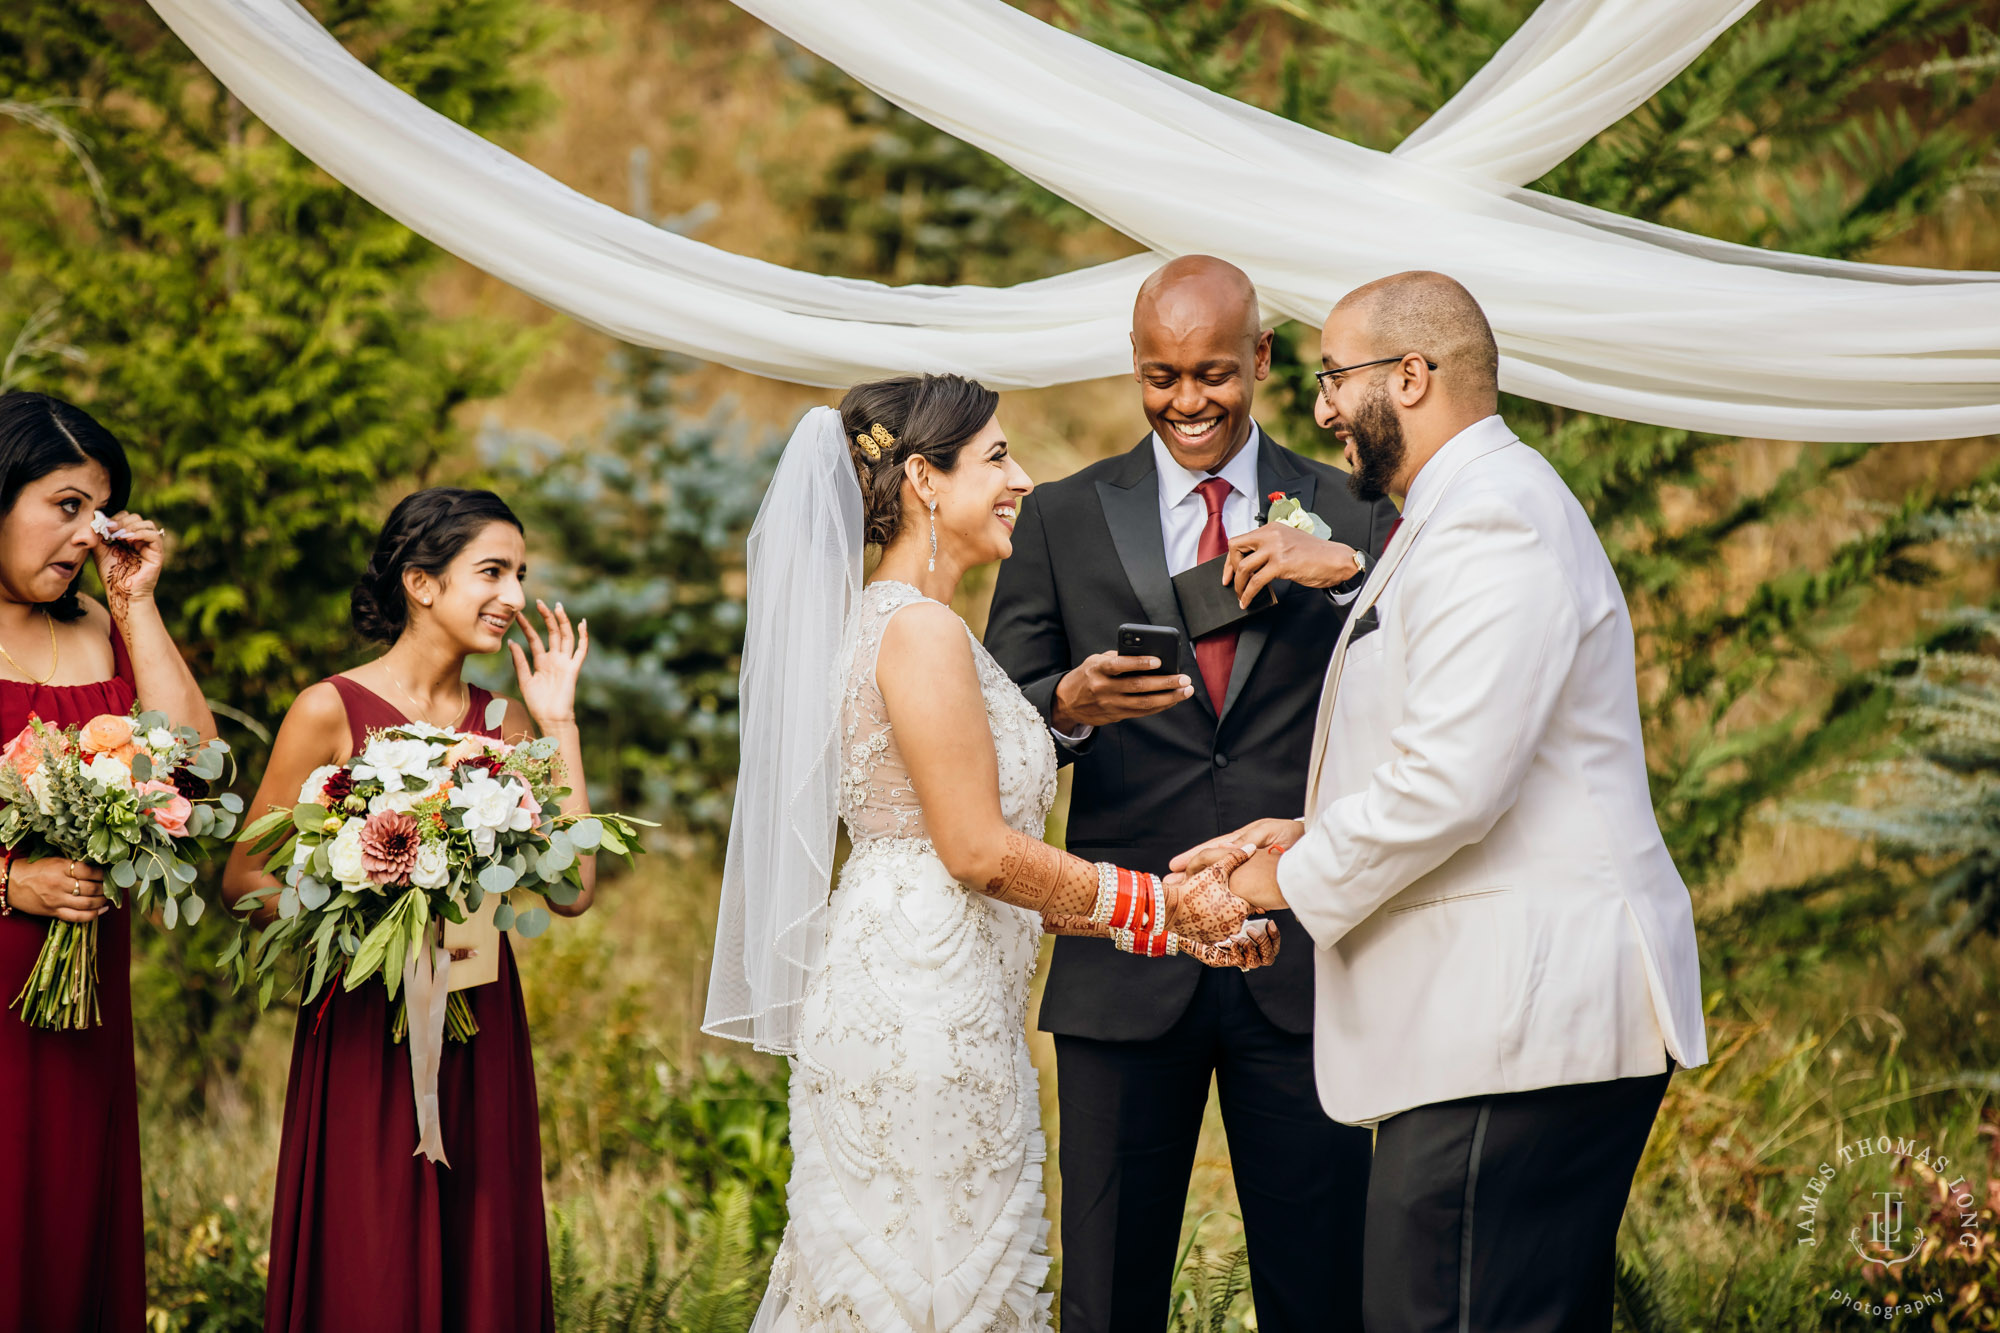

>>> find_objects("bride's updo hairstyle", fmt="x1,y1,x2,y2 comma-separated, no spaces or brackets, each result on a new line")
0,392,133,621
352,486,522,643
840,373,999,547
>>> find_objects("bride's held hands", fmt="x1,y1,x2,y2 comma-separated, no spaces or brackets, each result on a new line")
1181,917,1279,970
509,599,589,733
1165,848,1254,944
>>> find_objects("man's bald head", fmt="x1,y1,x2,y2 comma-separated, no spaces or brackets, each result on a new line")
1330,271,1499,413
1133,255,1262,345
1131,256,1273,473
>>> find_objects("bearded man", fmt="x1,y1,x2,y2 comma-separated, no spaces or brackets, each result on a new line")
1178,271,1708,1332
984,255,1397,1333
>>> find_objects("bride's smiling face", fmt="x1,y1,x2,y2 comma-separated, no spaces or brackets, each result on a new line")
909,416,1033,568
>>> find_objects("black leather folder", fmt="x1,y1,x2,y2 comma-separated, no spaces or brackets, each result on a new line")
1171,553,1278,640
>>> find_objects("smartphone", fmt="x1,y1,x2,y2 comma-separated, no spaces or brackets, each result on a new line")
1116,623,1181,677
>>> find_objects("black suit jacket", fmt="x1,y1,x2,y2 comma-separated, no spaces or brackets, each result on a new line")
986,426,1399,1041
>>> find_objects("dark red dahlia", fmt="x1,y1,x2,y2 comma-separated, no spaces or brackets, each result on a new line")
170,764,209,801
460,755,506,780
321,768,356,803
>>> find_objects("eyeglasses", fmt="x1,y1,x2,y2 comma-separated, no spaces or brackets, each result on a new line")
1314,354,1437,403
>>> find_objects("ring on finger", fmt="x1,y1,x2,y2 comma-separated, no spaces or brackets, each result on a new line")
70,877,80,896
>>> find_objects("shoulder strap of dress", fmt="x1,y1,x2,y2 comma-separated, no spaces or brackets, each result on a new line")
322,675,376,754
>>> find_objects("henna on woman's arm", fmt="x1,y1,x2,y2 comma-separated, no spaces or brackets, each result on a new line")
982,831,1098,916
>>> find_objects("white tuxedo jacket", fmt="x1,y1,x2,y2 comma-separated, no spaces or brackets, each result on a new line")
1278,416,1707,1126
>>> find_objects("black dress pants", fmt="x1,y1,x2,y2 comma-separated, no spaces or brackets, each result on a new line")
1053,965,1372,1333
1363,1065,1672,1333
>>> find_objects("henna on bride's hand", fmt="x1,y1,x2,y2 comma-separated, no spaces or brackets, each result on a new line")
1164,854,1251,944
1183,918,1280,970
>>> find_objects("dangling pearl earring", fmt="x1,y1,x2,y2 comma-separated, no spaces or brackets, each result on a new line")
928,498,939,573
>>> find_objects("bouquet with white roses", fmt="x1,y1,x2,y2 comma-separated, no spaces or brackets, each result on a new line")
0,708,239,1029
226,701,648,1041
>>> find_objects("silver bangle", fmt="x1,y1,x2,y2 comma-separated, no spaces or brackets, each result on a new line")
1089,862,1118,927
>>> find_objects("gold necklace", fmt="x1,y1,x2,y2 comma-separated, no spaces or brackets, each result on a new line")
383,665,469,729
0,611,58,686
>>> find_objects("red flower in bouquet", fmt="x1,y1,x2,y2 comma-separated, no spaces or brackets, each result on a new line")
359,810,422,884
320,768,355,804
169,764,208,801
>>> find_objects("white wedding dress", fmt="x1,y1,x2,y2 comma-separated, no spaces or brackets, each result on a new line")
753,580,1059,1333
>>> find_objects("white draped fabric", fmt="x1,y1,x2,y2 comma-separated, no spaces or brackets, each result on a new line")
141,0,2000,441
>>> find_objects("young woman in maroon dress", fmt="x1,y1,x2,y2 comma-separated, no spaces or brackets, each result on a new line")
0,392,219,1332
224,488,595,1333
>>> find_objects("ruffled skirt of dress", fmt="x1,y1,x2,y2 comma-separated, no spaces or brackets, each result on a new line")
753,841,1052,1333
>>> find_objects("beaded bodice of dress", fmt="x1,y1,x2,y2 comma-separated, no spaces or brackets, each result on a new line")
837,580,1057,848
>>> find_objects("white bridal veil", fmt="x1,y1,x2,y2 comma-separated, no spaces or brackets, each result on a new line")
703,407,862,1054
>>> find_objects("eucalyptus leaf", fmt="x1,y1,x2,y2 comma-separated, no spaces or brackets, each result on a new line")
110,860,136,889
182,894,205,926
493,900,517,932
278,885,299,919
484,696,507,730
513,905,551,938
566,818,603,851
298,877,331,911
219,792,244,814
478,863,518,895
162,894,179,929
131,751,154,782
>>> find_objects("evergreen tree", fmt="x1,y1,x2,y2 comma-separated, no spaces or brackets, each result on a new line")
482,345,774,836
0,0,555,1109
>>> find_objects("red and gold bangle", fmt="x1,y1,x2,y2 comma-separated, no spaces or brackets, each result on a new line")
1098,865,1170,955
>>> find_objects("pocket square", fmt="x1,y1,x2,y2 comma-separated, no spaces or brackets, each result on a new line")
1348,605,1380,641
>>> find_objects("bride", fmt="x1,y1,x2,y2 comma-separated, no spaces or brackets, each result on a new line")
705,374,1278,1332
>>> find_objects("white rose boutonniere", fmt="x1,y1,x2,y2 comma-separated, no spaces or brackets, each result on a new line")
1264,493,1333,539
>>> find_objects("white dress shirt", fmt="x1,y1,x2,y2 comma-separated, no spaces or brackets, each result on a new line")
1152,426,1263,575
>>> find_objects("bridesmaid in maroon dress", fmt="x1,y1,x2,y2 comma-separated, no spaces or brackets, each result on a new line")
0,392,219,1332
224,487,595,1333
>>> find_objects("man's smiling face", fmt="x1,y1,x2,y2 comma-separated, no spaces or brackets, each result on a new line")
1131,258,1272,475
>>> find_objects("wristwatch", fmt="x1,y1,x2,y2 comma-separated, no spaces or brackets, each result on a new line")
1325,547,1369,601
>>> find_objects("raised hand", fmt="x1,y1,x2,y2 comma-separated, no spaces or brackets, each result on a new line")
1165,848,1252,944
1180,917,1280,970
508,599,589,734
90,510,167,619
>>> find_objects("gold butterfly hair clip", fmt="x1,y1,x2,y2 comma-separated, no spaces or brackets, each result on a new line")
855,422,895,461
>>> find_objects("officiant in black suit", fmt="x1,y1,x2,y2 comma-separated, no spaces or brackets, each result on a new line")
985,256,1398,1333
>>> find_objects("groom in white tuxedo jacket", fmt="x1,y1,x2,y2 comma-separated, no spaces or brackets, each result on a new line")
1180,271,1708,1332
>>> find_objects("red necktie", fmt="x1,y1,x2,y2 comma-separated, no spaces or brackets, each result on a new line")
1194,477,1238,709
1384,516,1403,549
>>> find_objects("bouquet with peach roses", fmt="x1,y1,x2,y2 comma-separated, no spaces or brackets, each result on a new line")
0,708,239,1029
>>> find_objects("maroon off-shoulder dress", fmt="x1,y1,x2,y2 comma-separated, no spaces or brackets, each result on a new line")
0,628,145,1333
263,676,554,1333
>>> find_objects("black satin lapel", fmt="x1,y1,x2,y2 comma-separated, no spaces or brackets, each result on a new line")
1095,477,1188,643
1224,447,1306,720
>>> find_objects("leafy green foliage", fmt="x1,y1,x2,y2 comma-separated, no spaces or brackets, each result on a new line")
0,0,553,730
775,46,1103,286
143,1198,269,1333
552,1183,767,1333
483,344,775,833
1167,1215,1253,1333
